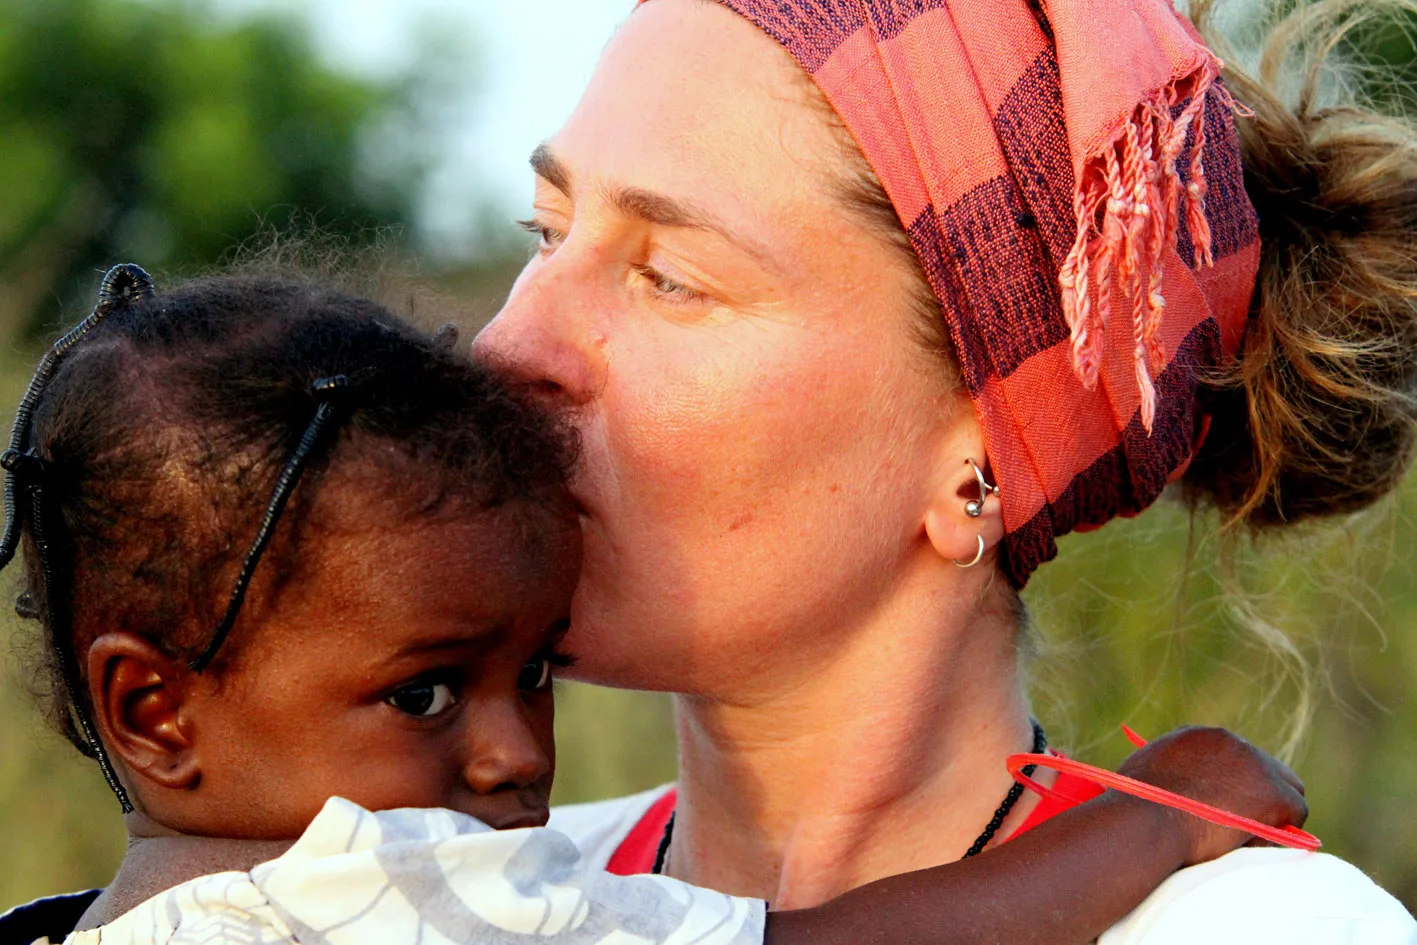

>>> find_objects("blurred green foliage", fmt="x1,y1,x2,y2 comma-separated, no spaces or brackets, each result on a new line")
1026,494,1417,908
0,0,1414,925
0,0,429,338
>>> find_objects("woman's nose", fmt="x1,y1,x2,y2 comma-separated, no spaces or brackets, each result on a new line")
460,699,553,796
474,256,606,409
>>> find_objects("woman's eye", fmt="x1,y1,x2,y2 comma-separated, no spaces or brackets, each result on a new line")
514,218,564,253
518,658,553,692
387,681,457,718
632,264,705,304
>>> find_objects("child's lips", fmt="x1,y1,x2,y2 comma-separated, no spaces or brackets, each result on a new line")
490,810,550,830
454,789,550,830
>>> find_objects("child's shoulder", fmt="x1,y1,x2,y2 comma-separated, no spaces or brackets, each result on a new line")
63,869,272,945
63,799,514,944
68,796,762,945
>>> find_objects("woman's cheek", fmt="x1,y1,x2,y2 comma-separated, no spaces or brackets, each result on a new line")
593,322,900,601
604,324,856,508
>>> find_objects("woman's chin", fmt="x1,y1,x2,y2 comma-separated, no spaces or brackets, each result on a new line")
561,593,686,691
562,593,631,685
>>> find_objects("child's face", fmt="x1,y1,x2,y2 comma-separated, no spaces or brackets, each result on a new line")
172,498,580,840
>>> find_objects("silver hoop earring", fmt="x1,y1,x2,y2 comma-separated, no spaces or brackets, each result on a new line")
954,534,985,568
964,457,1001,518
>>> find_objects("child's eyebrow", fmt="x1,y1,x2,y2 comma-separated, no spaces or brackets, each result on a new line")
390,628,506,660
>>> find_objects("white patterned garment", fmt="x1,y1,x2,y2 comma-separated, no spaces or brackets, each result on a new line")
60,798,765,945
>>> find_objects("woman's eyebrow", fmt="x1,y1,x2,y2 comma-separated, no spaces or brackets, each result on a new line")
605,185,779,270
530,143,573,195
531,143,780,271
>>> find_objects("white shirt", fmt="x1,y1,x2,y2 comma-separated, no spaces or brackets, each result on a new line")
550,786,1417,945
1098,847,1417,945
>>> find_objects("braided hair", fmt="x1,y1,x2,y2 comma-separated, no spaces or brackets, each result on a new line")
1,265,574,810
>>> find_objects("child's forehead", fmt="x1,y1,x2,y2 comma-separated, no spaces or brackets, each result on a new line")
235,502,578,668
312,437,573,526
313,494,576,585
181,424,576,668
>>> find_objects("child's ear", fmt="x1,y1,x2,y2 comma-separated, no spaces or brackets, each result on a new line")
86,632,201,792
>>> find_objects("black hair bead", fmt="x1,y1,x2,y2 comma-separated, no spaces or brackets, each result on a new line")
188,374,355,672
312,374,350,394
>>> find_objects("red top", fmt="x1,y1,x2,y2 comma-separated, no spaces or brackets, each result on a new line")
605,771,1105,877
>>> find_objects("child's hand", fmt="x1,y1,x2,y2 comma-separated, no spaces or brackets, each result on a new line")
1115,725,1309,866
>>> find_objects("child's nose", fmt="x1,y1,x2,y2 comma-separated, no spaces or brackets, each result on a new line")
461,699,552,795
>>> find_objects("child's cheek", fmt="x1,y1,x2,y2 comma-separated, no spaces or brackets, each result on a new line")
533,691,558,772
324,712,471,813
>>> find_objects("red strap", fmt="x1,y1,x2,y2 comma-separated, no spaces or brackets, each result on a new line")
1008,748,1321,851
1006,726,1320,851
606,788,678,876
1006,766,1106,840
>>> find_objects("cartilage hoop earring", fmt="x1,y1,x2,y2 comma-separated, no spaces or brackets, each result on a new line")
964,457,1001,518
954,534,985,568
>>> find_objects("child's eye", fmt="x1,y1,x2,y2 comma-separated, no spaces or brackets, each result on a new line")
517,650,573,692
518,658,553,692
388,681,457,718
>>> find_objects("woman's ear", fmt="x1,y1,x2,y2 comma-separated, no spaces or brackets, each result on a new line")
922,406,1005,568
86,633,201,792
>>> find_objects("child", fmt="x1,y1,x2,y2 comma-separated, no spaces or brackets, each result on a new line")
2,265,1308,945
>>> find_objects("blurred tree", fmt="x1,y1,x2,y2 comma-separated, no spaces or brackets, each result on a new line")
0,0,429,336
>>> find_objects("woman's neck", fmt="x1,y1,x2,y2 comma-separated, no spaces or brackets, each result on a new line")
668,579,1043,909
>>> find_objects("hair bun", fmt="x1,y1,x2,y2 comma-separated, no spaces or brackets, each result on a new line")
1183,0,1417,526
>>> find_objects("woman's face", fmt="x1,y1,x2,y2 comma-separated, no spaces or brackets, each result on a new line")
476,0,971,696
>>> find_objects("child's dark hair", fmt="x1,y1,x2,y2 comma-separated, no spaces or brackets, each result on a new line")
3,265,574,806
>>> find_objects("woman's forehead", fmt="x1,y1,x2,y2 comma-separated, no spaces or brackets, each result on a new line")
547,0,846,229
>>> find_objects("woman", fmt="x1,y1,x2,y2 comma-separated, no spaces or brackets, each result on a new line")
475,0,1417,939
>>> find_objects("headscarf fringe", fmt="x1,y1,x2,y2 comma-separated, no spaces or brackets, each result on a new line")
1059,58,1228,434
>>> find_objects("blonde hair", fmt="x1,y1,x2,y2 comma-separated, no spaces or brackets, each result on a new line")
1168,0,1417,759
1182,0,1417,527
